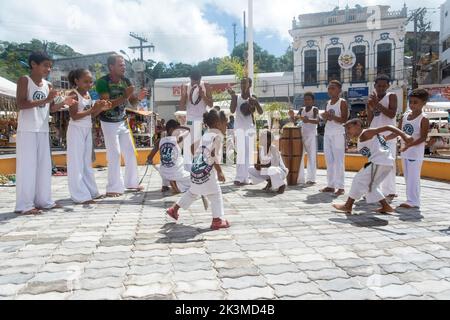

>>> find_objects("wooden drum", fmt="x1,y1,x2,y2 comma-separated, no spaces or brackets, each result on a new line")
280,127,303,186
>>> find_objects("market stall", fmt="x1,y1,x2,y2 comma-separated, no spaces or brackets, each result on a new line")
0,77,17,152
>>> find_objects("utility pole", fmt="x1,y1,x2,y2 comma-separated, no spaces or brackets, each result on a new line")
232,23,237,49
408,7,430,89
243,11,247,46
128,32,155,62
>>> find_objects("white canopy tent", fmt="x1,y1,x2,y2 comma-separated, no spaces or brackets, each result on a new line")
0,76,16,98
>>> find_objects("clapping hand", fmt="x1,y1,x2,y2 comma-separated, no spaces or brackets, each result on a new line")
63,96,77,107
138,88,149,101
47,89,59,102
404,135,414,145
227,87,236,96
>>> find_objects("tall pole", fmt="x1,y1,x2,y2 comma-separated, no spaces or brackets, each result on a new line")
243,11,247,46
232,23,237,49
412,12,419,89
248,0,254,82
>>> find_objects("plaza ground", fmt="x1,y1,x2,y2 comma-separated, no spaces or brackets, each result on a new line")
0,166,450,300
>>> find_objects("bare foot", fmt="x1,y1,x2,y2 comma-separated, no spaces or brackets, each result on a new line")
320,187,335,193
277,185,286,194
48,204,63,210
18,208,42,216
106,193,123,198
94,194,106,200
333,203,352,214
262,181,272,191
306,181,316,186
334,189,345,197
398,203,415,209
376,206,395,214
82,200,96,205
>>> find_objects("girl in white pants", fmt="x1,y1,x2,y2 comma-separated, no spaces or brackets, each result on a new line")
15,52,74,215
66,69,108,204
321,81,349,196
167,109,230,230
333,119,413,214
249,130,288,194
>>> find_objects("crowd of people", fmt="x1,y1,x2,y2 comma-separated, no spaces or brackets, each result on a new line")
14,51,432,231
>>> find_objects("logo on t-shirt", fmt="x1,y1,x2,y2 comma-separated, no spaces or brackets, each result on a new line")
33,91,47,108
377,135,390,151
403,124,414,136
191,146,213,185
160,142,178,168
359,146,371,157
328,109,336,117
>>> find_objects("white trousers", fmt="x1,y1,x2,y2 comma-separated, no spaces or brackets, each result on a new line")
235,129,256,184
248,166,288,190
15,132,55,213
402,158,423,208
183,120,203,172
349,164,392,204
159,173,191,193
380,140,397,196
324,134,346,189
101,121,139,193
177,190,225,219
67,125,100,203
298,135,317,184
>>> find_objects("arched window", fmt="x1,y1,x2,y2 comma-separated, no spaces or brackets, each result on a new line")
328,47,341,82
377,43,392,78
352,45,366,83
304,50,318,85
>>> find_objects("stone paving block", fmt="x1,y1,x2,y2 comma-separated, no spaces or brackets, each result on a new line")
70,288,124,300
15,292,71,300
83,267,129,279
123,283,173,299
273,282,322,298
176,290,225,300
19,280,70,295
373,284,421,299
0,273,34,285
258,264,300,275
221,276,267,290
173,271,218,282
78,277,125,290
304,269,350,281
226,287,275,300
289,254,326,263
409,280,450,294
0,284,26,296
264,272,309,285
126,273,172,287
175,280,221,293
328,288,378,300
317,278,365,292
217,267,260,279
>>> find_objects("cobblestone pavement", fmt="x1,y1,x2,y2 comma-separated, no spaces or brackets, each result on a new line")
1,165,450,300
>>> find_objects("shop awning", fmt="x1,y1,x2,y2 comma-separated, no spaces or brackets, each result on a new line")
0,76,16,98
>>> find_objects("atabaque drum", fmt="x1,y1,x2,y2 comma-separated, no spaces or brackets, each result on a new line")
279,127,303,186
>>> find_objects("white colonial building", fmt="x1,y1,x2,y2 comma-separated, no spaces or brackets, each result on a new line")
290,4,408,113
440,0,450,84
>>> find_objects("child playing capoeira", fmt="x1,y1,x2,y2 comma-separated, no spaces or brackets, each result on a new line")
166,109,230,230
298,92,319,185
367,74,399,200
393,89,430,209
248,130,288,194
321,80,349,196
15,52,76,215
66,69,111,204
147,120,191,194
333,119,413,215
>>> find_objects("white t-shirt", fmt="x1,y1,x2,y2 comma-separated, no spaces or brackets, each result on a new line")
358,131,394,166
325,98,346,136
17,76,51,133
159,135,190,180
300,106,318,137
370,92,397,136
401,111,426,161
69,90,93,128
235,95,255,130
190,131,223,195
186,82,208,123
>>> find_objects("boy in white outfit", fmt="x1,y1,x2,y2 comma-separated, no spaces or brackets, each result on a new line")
333,119,413,215
367,74,399,200
147,120,191,194
249,130,288,194
321,80,349,197
298,92,319,185
15,52,76,215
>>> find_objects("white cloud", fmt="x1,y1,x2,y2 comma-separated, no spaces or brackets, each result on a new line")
0,0,230,64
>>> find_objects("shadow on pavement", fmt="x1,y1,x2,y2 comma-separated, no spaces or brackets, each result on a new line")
305,192,335,204
330,215,407,236
156,223,212,244
395,207,424,222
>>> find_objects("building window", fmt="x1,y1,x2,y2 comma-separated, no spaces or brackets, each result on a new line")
304,50,318,85
443,36,450,51
352,45,366,83
377,43,392,78
328,47,342,82
60,76,70,90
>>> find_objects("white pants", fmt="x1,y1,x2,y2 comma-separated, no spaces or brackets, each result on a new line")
402,158,423,208
248,166,288,190
183,120,203,171
235,129,256,184
67,125,99,203
324,134,346,189
380,140,397,196
177,190,225,219
349,164,392,204
298,135,317,184
160,173,190,193
101,121,139,194
15,132,55,213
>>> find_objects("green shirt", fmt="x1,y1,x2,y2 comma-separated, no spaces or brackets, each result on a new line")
96,75,132,123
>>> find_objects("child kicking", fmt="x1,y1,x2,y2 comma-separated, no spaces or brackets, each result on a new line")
333,119,413,215
147,120,191,194
166,109,230,230
15,52,76,215
248,130,288,194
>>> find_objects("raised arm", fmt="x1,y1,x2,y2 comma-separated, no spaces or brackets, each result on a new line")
250,95,264,115
228,88,238,114
179,84,188,111
360,125,411,143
